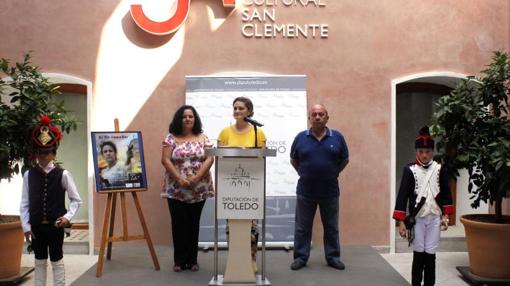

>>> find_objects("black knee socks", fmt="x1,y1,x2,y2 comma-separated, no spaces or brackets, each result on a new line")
412,251,436,286
412,251,425,286
423,253,436,286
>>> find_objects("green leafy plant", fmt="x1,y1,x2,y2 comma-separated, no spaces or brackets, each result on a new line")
0,52,77,181
431,51,510,223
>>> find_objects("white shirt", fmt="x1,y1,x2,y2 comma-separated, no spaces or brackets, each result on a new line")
19,162,82,233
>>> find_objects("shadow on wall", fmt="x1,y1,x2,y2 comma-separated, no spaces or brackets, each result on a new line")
121,12,175,48
93,0,242,247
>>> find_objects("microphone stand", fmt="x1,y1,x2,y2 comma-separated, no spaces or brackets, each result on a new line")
244,117,263,148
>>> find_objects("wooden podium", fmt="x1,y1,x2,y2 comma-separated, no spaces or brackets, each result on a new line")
206,147,276,286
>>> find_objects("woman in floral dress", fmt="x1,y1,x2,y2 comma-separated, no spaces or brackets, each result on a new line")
161,105,214,272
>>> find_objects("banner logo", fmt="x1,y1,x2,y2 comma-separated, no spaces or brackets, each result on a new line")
130,0,235,35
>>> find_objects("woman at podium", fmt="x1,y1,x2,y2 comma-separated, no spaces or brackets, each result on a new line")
217,97,267,273
161,105,214,272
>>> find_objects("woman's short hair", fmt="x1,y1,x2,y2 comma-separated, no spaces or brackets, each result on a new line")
100,141,117,154
168,105,203,135
233,97,254,117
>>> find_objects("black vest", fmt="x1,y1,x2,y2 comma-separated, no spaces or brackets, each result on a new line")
28,166,67,225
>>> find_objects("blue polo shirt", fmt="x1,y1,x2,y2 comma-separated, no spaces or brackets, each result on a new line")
290,128,349,198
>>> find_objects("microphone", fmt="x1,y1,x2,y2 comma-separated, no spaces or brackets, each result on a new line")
244,117,264,127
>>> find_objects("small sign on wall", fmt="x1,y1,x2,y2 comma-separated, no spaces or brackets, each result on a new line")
217,157,265,219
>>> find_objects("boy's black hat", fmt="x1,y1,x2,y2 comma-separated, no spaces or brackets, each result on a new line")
415,126,434,149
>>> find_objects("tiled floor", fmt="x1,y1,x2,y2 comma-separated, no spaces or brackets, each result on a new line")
17,251,471,285
381,252,470,286
65,229,89,242
15,227,473,284
18,254,97,286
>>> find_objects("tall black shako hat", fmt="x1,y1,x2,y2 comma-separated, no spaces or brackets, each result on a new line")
31,115,63,153
415,126,434,149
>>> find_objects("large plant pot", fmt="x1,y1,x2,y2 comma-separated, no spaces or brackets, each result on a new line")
0,215,24,278
460,214,510,278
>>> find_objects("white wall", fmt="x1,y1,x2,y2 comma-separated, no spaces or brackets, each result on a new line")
0,175,23,215
456,169,488,224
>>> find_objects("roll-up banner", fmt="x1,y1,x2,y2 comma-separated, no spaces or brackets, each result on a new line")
186,75,307,244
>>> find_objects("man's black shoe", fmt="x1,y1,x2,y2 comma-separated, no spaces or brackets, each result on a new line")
290,259,306,270
327,260,345,270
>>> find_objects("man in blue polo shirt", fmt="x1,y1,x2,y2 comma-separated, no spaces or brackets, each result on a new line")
289,104,349,271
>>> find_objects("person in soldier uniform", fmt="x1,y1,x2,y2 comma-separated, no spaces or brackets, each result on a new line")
20,115,82,286
393,126,454,286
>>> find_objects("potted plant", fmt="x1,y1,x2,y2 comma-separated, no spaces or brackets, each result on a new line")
431,51,510,279
0,52,77,278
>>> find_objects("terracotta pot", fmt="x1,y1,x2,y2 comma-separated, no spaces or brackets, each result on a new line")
0,215,24,278
460,214,510,279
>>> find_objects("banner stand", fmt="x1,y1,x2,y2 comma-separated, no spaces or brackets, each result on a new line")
206,147,276,286
186,75,307,247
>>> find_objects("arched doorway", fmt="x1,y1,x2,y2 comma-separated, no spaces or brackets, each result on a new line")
46,74,93,255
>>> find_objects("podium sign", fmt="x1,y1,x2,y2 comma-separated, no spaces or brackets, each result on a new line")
217,158,265,219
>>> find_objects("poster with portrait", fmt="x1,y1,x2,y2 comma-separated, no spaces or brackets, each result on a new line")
91,131,147,192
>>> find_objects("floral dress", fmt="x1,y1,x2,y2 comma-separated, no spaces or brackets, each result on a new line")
161,134,214,203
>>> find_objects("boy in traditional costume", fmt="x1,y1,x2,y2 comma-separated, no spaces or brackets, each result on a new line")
20,116,82,286
393,126,454,286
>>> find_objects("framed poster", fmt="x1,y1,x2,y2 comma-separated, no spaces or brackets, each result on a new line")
91,131,147,192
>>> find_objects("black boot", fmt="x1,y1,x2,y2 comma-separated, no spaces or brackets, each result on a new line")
412,251,425,286
423,253,436,286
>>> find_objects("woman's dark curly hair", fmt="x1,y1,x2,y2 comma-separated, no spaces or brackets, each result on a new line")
168,105,203,135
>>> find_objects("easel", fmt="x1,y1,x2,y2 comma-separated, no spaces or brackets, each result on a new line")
95,119,160,277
